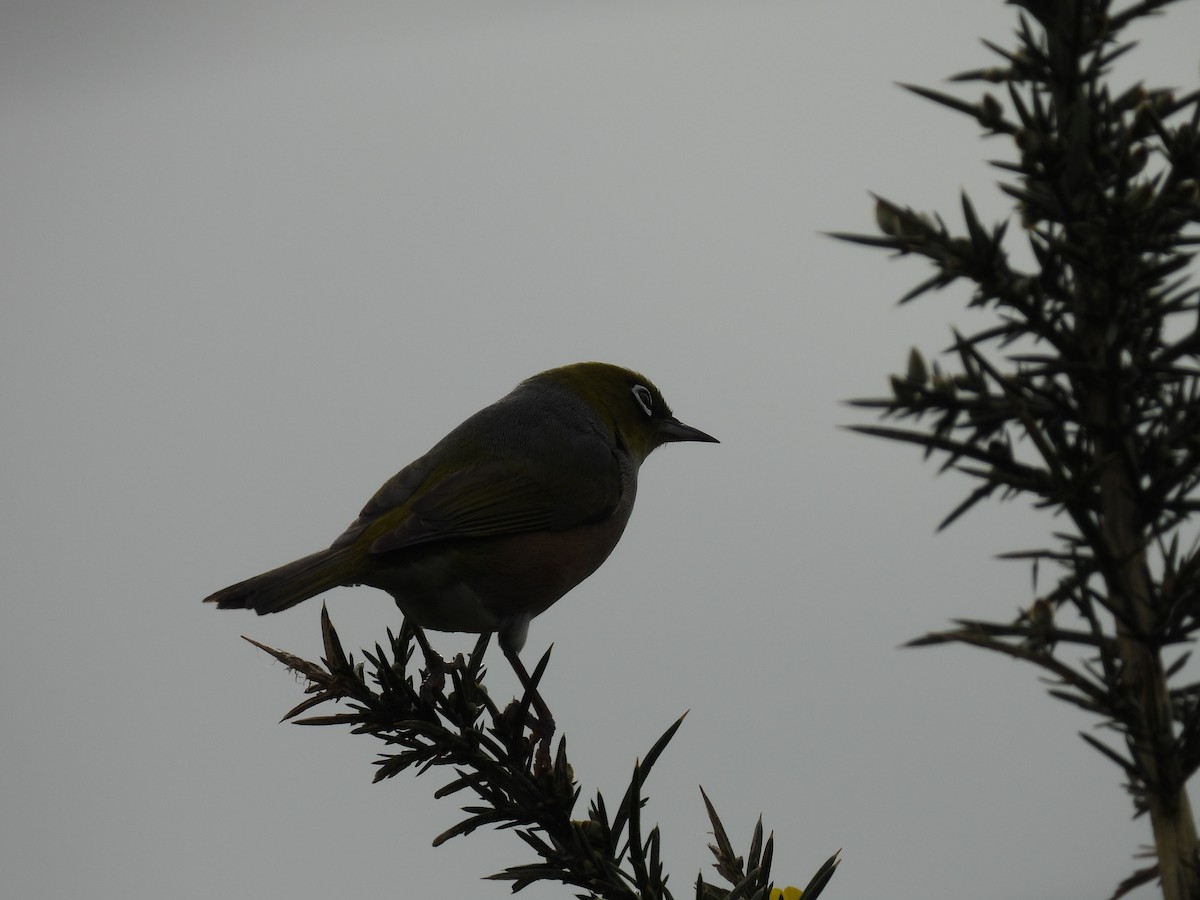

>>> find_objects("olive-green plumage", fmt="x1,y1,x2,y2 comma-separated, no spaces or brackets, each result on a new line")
204,362,716,655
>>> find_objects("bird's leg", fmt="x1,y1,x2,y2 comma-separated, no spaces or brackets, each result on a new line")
496,613,555,731
503,643,556,771
408,622,447,702
503,645,555,730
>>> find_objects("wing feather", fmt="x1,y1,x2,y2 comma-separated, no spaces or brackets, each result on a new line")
335,423,624,556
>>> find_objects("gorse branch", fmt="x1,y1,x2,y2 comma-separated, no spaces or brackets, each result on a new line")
244,605,839,900
835,1,1200,897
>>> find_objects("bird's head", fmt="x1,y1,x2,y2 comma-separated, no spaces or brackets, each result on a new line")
531,362,718,464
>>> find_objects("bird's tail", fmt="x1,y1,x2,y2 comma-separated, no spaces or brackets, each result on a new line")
203,547,359,614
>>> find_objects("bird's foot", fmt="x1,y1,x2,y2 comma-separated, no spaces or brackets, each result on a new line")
531,710,556,774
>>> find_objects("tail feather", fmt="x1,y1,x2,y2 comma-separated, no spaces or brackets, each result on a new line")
203,548,358,614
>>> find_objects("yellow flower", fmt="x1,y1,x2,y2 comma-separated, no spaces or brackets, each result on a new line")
769,888,803,900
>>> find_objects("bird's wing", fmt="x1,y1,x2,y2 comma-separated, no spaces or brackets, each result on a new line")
353,435,625,556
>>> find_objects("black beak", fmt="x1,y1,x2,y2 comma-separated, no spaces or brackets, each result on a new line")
658,416,719,444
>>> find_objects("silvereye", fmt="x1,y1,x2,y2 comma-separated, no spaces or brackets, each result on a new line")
204,362,717,664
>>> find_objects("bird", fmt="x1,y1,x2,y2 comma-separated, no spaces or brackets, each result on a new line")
204,361,717,691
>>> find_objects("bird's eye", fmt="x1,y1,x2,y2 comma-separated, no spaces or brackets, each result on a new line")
632,384,654,417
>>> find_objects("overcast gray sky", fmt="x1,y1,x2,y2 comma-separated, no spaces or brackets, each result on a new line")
5,3,1200,899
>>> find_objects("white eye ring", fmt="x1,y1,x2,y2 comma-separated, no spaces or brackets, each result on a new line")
632,384,654,416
